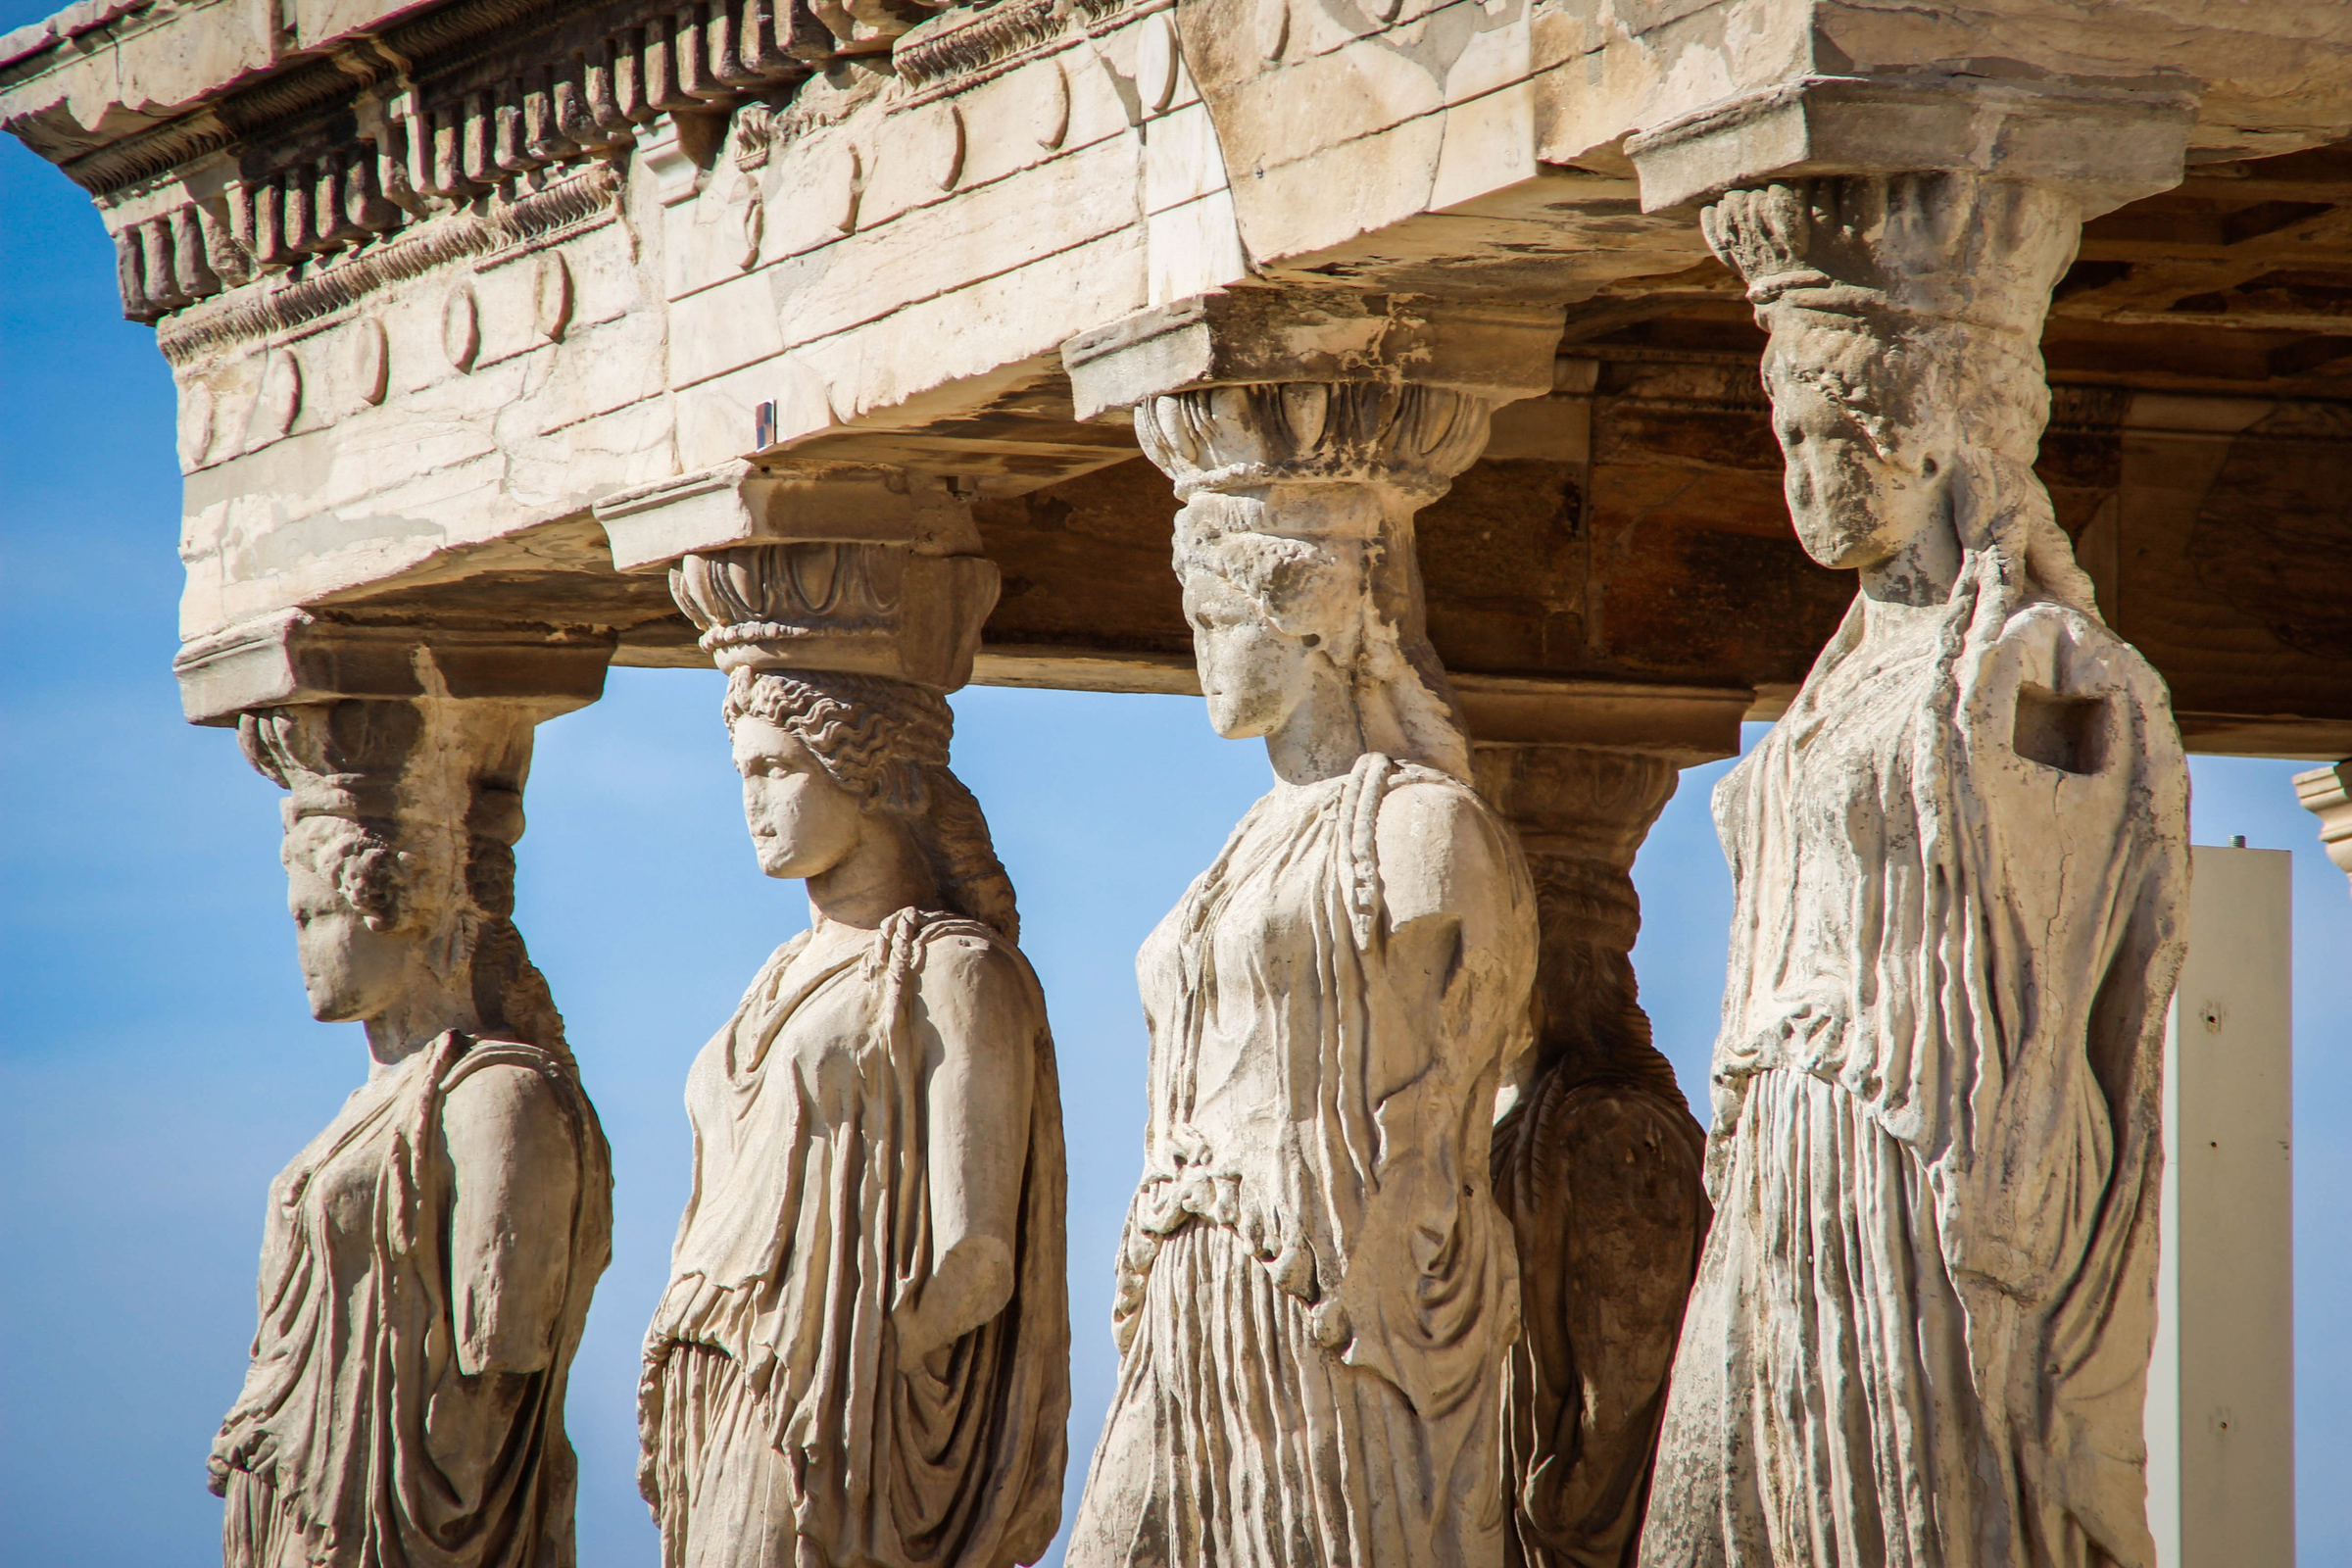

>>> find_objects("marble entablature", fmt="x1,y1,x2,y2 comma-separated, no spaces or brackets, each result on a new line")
6,0,2352,752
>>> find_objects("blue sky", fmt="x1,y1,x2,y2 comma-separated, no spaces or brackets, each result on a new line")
3,69,2347,1568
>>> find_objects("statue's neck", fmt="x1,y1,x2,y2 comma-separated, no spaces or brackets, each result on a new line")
1265,657,1419,787
1266,702,1365,787
1855,477,1965,614
806,812,940,932
364,959,476,1078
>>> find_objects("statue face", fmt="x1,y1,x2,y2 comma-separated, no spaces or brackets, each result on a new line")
733,715,867,881
284,825,415,1024
1184,570,1314,741
1766,355,1946,572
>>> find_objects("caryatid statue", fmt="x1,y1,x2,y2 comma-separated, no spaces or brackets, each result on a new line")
1479,744,1710,1568
211,690,612,1568
640,531,1069,1568
1639,170,2190,1567
1060,367,1541,1568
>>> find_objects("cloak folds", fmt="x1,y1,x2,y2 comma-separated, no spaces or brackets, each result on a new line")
211,1033,612,1568
1070,754,1539,1568
641,910,1069,1568
1643,579,2188,1568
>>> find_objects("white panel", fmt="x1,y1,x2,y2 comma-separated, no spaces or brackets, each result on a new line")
2146,845,2294,1568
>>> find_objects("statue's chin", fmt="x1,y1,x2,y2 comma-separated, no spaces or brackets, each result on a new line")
1795,515,1891,573
1203,689,1286,742
302,985,371,1025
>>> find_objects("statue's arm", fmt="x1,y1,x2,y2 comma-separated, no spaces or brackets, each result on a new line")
900,936,1040,1362
440,1063,582,1376
1375,781,1527,1054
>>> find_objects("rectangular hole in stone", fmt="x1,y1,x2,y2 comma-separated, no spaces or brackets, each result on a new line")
2014,685,2109,775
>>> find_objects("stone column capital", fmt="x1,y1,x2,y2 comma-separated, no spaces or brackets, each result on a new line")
667,543,1000,692
1625,74,2197,218
172,609,614,726
593,458,1000,692
1130,380,1499,515
1060,285,1562,424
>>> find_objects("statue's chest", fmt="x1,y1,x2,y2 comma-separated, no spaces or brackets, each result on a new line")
784,979,896,1109
1754,656,1939,974
263,1078,414,1291
695,963,896,1141
1146,800,1346,1118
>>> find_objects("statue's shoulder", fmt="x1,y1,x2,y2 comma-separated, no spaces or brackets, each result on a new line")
906,914,1043,996
440,1037,582,1116
432,1039,593,1181
1377,765,1517,858
1997,597,2172,706
897,916,1048,1052
1371,764,1532,935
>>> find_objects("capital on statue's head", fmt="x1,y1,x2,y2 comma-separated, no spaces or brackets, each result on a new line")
1700,172,2080,340
669,540,1000,693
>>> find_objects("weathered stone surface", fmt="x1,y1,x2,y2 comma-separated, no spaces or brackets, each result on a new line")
11,5,2346,1566
213,682,613,1568
3,0,2348,756
1065,306,1540,1568
1061,286,1562,420
1624,75,2195,214
1477,742,1708,1568
2294,760,2352,892
10,8,2352,1568
172,609,613,723
593,461,976,569
1642,166,2191,1568
640,529,1069,1568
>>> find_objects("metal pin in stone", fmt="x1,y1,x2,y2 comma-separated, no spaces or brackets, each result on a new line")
755,399,776,450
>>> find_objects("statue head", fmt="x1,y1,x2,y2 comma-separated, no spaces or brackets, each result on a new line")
1757,324,1960,573
240,699,564,1051
1705,172,2099,614
720,666,1019,939
280,810,421,1021
1141,382,1480,781
1176,516,1364,741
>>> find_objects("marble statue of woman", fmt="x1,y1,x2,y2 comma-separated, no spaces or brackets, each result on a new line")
639,662,1068,1568
211,698,613,1568
1642,174,2191,1568
1067,383,1542,1568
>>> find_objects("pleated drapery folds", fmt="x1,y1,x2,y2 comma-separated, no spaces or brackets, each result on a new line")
1644,585,2189,1568
642,911,1068,1568
210,1034,612,1568
1071,754,1539,1568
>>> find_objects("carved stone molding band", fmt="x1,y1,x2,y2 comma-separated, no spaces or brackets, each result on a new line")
1642,170,2191,1568
1068,371,1541,1568
212,692,612,1568
74,0,1085,325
